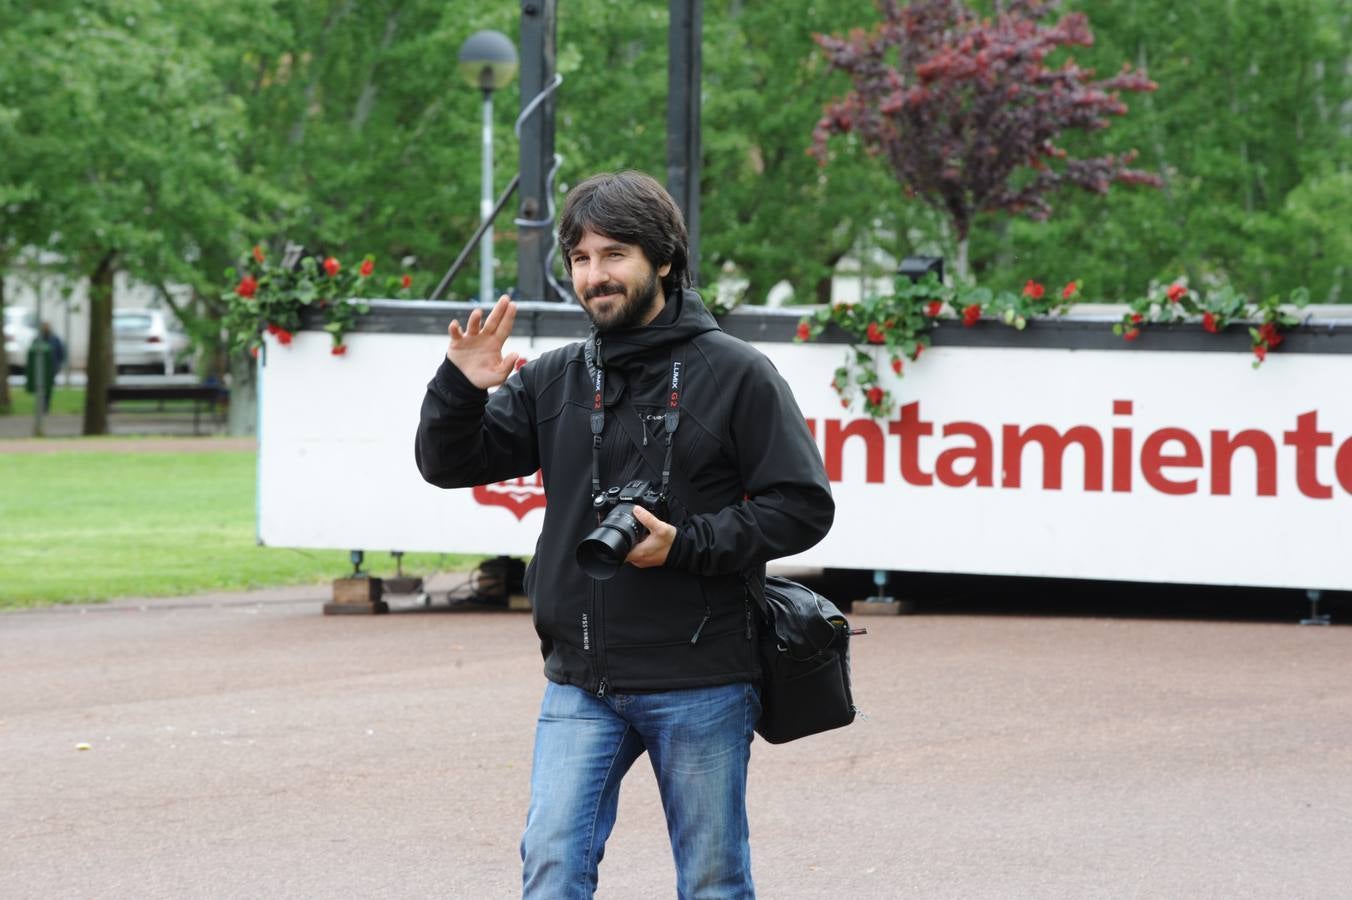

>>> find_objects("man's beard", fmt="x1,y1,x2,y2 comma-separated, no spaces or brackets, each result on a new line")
581,269,661,333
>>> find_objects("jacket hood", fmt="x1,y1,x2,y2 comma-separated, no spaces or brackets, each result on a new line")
586,289,720,382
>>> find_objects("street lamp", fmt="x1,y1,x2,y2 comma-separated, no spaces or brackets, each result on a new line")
459,30,518,305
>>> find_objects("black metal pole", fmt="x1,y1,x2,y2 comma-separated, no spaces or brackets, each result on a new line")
667,0,701,287
518,0,558,302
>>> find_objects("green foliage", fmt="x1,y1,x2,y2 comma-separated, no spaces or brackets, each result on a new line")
522,0,921,305
230,1,518,294
0,449,475,607
799,270,1310,418
971,0,1350,301
0,0,265,282
1112,280,1311,365
698,0,906,304
2,0,1347,373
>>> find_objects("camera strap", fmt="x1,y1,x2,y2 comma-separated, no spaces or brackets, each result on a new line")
662,349,684,494
590,343,686,500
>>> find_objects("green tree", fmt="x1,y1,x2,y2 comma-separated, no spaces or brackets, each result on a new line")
551,0,910,305
3,0,264,433
700,0,917,304
0,8,41,414
228,0,517,299
979,0,1350,300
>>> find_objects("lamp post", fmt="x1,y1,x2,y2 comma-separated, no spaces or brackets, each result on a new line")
458,30,518,305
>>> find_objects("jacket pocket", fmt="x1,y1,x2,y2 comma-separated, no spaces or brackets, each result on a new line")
603,567,709,648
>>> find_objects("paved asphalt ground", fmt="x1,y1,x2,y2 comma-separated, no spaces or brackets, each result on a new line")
4,398,1351,898
3,577,1351,900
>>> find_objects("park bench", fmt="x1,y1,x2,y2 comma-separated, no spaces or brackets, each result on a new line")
106,383,229,435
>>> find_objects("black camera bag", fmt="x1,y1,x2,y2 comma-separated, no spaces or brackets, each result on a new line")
746,575,858,744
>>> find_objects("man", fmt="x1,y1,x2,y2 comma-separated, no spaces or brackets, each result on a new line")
415,170,833,899
26,322,65,413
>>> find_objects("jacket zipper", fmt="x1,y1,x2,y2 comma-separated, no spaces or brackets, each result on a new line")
594,565,610,698
689,606,712,644
688,581,712,645
592,336,609,699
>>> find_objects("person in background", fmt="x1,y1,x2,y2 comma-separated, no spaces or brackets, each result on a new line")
26,322,64,413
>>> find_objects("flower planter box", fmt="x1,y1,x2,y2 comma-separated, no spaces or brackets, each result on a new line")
258,300,1352,594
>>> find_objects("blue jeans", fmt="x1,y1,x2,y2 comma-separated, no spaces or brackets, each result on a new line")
521,680,761,900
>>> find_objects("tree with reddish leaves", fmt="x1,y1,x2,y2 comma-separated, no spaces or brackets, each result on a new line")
811,0,1161,279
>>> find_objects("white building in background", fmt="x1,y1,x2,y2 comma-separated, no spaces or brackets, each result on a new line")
711,247,897,310
710,220,915,309
2,256,192,371
829,243,900,306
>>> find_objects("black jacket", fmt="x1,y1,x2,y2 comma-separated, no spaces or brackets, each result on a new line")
416,290,834,694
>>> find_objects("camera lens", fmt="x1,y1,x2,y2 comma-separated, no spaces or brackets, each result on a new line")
576,503,647,580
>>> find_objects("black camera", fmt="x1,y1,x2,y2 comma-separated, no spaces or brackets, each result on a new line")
576,479,668,581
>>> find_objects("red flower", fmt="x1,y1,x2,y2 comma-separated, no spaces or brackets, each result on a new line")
1253,343,1267,362
1166,283,1186,303
1202,312,1219,334
866,386,884,406
323,257,340,277
1130,312,1143,324
840,398,850,409
925,300,943,317
401,274,412,289
331,344,347,356
796,321,811,341
1123,327,1140,341
866,322,886,344
359,258,374,277
962,304,981,327
265,323,279,335
249,345,260,359
252,245,265,264
1062,281,1078,300
1023,279,1045,300
1259,322,1283,347
911,343,924,361
891,357,903,375
236,275,257,298
276,329,293,345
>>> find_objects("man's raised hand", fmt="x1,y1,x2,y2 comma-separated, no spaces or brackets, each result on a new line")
446,295,520,389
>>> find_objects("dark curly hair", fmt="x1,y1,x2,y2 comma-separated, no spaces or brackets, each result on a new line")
558,170,690,301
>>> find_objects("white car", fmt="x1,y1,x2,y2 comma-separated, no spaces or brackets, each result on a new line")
114,308,191,375
4,307,38,373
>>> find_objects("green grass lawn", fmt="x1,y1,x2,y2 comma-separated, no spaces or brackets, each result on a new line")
5,385,86,416
0,449,477,608
5,387,221,417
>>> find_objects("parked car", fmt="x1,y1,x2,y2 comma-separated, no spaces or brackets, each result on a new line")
114,308,192,375
4,307,38,374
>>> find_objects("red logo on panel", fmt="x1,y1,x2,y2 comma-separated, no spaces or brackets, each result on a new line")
473,472,547,520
